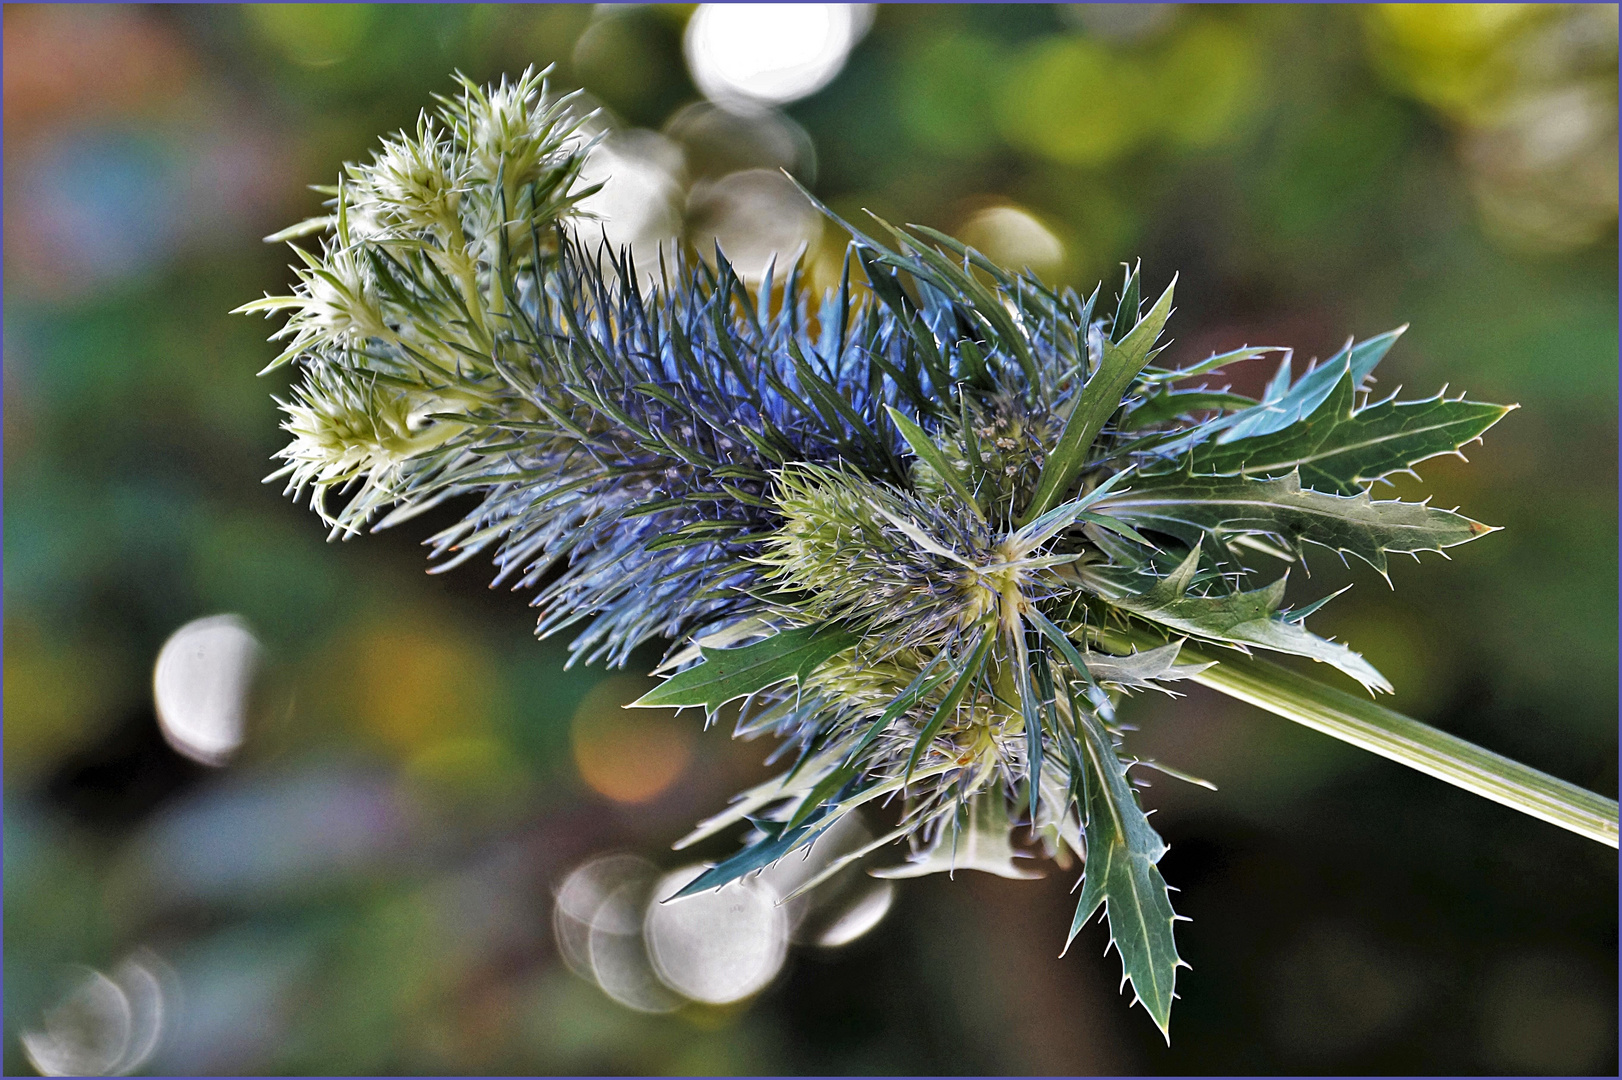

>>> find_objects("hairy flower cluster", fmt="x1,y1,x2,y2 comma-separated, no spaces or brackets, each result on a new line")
244,71,1515,1038
273,366,467,526
238,68,594,535
760,464,999,647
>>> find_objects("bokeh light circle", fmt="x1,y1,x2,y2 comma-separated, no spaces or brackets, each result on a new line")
20,952,172,1077
814,881,894,948
152,614,261,766
569,675,694,804
553,854,658,981
588,879,684,1014
644,865,788,1004
685,4,872,110
687,168,824,283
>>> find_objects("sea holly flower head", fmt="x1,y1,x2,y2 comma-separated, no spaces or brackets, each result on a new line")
240,70,1616,1040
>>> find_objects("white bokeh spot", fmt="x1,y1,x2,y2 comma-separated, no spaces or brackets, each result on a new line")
685,4,874,111
152,614,261,766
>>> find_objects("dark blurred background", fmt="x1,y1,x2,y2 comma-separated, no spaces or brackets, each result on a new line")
4,4,1617,1075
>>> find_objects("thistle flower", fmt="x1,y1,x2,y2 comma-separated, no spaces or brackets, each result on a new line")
349,114,464,237
759,463,1001,647
270,365,467,533
242,71,1619,1040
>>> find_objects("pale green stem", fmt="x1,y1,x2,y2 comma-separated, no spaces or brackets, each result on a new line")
433,210,493,352
1094,627,1619,848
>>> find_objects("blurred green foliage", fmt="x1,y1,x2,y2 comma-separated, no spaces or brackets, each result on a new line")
3,4,1614,1075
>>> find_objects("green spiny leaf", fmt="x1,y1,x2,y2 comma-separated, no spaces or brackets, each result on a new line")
1010,467,1137,551
1075,510,1157,548
633,624,858,715
1026,606,1098,690
1216,328,1405,443
784,764,860,835
1182,372,1515,495
1110,263,1141,344
1138,343,1285,385
669,806,835,899
1014,628,1044,822
1080,640,1213,689
1095,468,1494,576
1065,703,1181,1040
1082,548,1391,693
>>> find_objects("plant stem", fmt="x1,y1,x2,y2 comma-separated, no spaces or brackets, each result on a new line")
1093,627,1620,848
